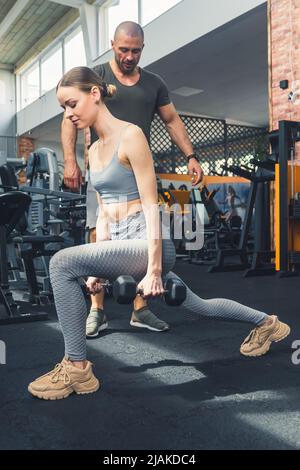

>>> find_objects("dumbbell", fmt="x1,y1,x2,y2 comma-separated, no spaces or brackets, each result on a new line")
112,275,186,306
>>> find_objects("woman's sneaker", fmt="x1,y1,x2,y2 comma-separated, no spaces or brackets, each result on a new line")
240,315,290,357
28,357,100,400
86,308,108,338
130,307,169,332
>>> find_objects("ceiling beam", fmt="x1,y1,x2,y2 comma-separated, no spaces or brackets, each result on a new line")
79,2,98,65
0,0,31,43
48,0,86,7
0,63,14,71
94,0,114,6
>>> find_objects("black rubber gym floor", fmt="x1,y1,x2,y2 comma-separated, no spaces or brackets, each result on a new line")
0,260,300,450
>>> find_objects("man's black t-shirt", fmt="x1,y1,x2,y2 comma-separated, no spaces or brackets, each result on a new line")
90,62,171,144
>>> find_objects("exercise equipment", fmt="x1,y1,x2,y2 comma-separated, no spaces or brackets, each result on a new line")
25,148,60,234
188,185,242,266
22,149,86,245
0,163,67,302
93,275,187,306
273,120,300,276
0,158,86,300
197,157,275,276
0,191,48,323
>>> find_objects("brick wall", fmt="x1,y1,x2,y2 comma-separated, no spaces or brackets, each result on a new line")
16,137,35,184
269,0,300,134
269,0,300,253
17,136,35,159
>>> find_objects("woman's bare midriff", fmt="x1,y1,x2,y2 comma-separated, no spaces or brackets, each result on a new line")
102,197,143,223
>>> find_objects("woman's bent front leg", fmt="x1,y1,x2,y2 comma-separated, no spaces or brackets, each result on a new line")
49,240,150,361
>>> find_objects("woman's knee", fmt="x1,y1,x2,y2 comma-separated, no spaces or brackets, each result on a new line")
49,248,71,275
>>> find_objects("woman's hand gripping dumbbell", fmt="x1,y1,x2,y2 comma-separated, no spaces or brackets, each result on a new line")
85,277,107,295
85,275,186,306
85,275,164,299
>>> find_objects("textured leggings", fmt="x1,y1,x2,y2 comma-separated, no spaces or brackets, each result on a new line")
49,226,267,361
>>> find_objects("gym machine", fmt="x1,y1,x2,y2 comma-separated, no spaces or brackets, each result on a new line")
0,191,48,323
0,155,86,303
273,120,300,276
187,152,275,275
208,159,275,276
188,185,241,266
23,148,86,246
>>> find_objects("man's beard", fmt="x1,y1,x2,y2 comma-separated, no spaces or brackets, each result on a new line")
116,56,136,75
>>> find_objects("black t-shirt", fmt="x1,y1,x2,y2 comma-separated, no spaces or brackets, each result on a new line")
90,62,171,144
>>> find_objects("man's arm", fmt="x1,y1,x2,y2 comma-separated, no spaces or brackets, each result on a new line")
61,112,82,191
158,103,203,185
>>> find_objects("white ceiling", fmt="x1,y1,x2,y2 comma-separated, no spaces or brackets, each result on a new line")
148,3,268,127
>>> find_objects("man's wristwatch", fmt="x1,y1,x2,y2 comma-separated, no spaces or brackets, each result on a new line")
186,153,200,163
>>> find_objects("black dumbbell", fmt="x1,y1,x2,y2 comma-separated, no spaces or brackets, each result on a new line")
163,278,187,306
112,275,186,306
112,275,137,304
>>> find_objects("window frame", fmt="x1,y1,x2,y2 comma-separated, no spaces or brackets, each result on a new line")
17,21,86,110
40,42,63,96
20,60,40,109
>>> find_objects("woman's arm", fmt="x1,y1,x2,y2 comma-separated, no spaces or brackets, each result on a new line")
123,126,163,294
86,191,110,295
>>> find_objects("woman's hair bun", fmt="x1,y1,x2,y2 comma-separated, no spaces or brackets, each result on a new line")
106,84,117,98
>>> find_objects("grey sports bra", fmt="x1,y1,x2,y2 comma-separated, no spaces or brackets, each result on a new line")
89,125,140,204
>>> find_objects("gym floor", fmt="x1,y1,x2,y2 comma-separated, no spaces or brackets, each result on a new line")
0,260,299,450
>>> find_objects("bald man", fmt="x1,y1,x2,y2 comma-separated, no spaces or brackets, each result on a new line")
61,21,203,337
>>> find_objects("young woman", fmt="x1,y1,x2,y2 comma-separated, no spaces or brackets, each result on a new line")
28,67,290,400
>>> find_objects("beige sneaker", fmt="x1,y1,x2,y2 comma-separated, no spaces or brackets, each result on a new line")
240,315,291,357
28,357,100,400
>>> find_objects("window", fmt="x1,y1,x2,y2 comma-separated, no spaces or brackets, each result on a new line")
141,0,181,26
17,22,87,109
21,63,39,108
41,45,62,95
64,29,86,72
0,80,5,105
106,0,139,45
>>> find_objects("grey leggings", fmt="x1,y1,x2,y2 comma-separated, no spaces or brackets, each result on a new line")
49,213,267,361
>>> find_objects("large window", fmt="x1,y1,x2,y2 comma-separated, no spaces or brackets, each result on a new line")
21,63,39,108
64,29,86,72
141,0,182,26
106,0,139,44
100,0,182,52
41,45,62,95
18,24,88,110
